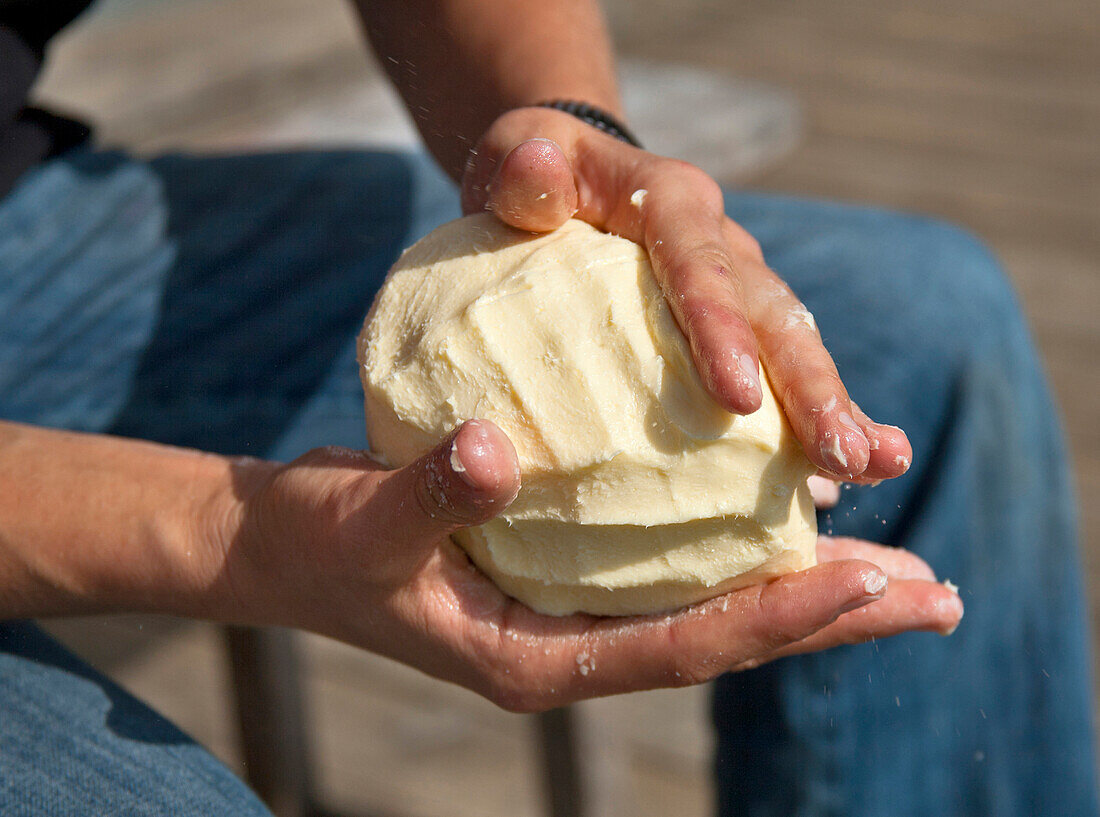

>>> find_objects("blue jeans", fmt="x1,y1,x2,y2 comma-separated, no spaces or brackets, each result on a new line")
0,148,1095,815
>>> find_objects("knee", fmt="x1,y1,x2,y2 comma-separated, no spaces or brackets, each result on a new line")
849,216,1054,469
843,211,1028,378
906,217,1020,351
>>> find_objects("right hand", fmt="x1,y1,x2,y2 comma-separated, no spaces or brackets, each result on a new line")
217,420,961,712
464,109,914,483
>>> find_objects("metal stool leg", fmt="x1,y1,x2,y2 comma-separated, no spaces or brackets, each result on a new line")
225,625,609,817
536,703,632,817
536,707,587,817
224,625,316,817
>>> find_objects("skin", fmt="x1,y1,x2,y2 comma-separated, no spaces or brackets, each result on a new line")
220,422,958,712
461,115,912,481
0,0,961,711
357,0,910,480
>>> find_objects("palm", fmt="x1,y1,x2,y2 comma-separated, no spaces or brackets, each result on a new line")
386,532,959,712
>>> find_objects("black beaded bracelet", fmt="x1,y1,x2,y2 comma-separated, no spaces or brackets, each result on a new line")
533,100,643,149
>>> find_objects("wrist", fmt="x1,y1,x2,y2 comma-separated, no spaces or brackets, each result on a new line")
183,452,279,625
530,100,641,148
75,444,271,622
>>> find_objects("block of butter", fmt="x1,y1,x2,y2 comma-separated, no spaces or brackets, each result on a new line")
358,214,817,615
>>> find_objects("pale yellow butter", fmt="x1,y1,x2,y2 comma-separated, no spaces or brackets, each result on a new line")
358,214,817,616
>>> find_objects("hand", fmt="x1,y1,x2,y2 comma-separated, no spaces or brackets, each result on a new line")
222,420,961,712
462,108,912,482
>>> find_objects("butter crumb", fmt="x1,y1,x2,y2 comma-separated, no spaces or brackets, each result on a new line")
449,441,466,473
785,304,817,331
822,432,847,469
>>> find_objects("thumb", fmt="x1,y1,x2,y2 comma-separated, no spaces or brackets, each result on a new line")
487,138,579,232
464,136,579,233
380,420,521,540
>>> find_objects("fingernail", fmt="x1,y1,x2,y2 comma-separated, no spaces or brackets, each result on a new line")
528,136,564,150
863,570,888,595
864,425,881,450
838,411,869,444
449,439,478,488
834,411,870,475
452,421,496,488
838,570,887,614
939,592,965,636
738,353,761,394
820,431,849,473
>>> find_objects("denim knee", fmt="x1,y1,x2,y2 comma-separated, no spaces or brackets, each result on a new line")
1,622,273,817
724,193,1030,400
790,206,1037,431
889,217,1024,365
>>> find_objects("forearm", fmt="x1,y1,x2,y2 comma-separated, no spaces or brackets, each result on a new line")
0,421,252,620
354,0,622,180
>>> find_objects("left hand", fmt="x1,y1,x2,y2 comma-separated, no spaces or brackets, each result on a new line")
462,107,911,483
221,423,960,712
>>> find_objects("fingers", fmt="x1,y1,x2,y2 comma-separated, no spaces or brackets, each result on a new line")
499,155,764,412
426,532,957,712
721,537,962,670
375,420,520,542
816,536,935,581
848,401,913,482
743,263,871,477
472,558,887,710
740,260,915,480
463,109,916,453
731,577,964,671
636,172,763,414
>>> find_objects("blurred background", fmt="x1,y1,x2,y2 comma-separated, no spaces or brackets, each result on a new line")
34,0,1098,815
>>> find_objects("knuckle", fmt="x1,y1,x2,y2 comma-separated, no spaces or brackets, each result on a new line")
678,295,712,334
754,588,810,650
725,222,764,261
735,233,764,262
473,634,552,714
662,159,723,205
411,450,468,527
755,625,799,656
662,623,721,687
751,274,797,316
484,672,544,713
324,475,374,536
666,246,738,291
681,298,744,341
781,382,802,413
666,653,718,688
412,465,445,521
779,363,840,412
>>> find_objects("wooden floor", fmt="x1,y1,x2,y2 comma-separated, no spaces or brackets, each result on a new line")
32,0,1100,815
